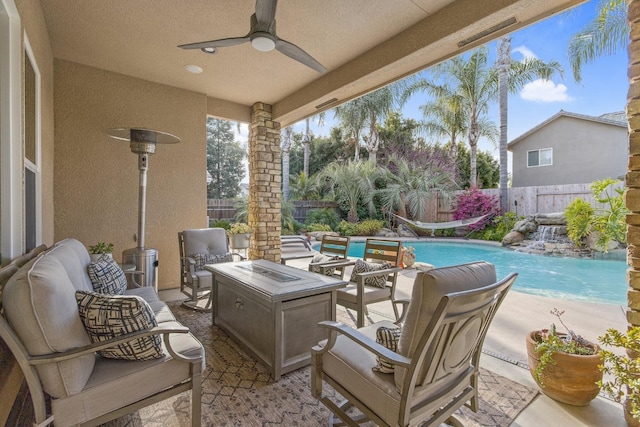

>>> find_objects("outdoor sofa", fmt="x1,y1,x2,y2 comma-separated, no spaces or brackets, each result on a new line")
0,238,204,426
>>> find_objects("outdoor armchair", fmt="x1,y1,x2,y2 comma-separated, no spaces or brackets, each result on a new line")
178,228,243,311
311,261,516,427
307,235,351,280
329,238,403,328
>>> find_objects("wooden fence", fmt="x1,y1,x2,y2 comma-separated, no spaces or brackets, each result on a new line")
431,182,625,222
209,182,624,225
207,199,339,224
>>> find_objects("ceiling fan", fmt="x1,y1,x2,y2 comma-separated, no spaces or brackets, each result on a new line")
178,0,326,73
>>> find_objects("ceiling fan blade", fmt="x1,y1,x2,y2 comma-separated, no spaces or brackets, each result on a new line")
255,0,277,31
275,38,326,73
178,36,250,50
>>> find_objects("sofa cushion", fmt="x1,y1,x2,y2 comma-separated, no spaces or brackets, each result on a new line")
3,254,95,398
322,320,401,426
47,239,94,292
76,291,164,361
87,255,127,294
373,326,402,374
349,259,391,288
50,321,204,426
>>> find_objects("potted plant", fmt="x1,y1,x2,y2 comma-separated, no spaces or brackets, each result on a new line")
599,326,640,426
88,242,114,262
525,308,602,406
227,222,253,250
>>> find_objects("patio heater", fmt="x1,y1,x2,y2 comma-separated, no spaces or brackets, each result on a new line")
104,127,180,291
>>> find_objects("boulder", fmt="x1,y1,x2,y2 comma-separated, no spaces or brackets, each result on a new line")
514,218,538,234
535,212,566,225
502,230,525,246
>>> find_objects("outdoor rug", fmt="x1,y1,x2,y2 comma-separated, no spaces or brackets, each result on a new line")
100,302,539,427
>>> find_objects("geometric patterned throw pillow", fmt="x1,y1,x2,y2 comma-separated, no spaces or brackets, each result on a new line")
75,290,164,361
190,252,233,271
309,252,339,276
372,326,402,374
349,259,392,288
87,254,127,295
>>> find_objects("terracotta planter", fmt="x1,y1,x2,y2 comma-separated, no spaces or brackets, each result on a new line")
526,330,603,406
625,399,640,427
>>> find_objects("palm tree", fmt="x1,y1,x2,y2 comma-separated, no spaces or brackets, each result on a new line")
333,82,405,165
568,0,627,82
497,37,511,213
281,126,292,201
377,156,457,221
405,49,498,187
317,160,377,222
415,93,468,180
290,171,317,201
303,118,311,176
408,46,561,189
496,38,563,211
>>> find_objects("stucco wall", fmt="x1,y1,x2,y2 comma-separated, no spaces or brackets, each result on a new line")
15,0,54,246
510,116,628,187
53,59,208,289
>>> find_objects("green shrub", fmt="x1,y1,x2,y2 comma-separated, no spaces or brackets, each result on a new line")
337,220,358,236
210,219,231,229
479,212,520,242
305,208,340,230
356,219,384,236
307,223,332,232
434,228,456,237
591,178,628,251
565,198,594,247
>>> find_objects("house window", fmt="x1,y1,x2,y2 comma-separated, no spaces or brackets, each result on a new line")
527,148,552,167
23,36,41,252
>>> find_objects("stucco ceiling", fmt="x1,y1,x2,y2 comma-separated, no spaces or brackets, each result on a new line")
39,0,585,126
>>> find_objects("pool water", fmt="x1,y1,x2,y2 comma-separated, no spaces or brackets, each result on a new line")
345,241,628,305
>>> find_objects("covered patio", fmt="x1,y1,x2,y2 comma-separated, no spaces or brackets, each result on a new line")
3,0,640,424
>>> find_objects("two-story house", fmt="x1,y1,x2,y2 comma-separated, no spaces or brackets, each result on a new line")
508,110,627,187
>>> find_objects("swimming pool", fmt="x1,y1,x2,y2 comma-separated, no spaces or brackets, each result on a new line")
345,241,628,305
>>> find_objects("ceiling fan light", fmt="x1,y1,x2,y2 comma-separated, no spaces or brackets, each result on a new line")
201,47,217,54
251,35,275,52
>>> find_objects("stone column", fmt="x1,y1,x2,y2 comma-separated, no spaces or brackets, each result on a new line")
248,103,282,261
628,0,640,326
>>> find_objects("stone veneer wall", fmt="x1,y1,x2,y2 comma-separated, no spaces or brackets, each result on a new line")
629,0,640,327
248,103,282,262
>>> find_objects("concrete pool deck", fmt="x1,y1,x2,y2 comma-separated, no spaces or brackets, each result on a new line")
160,241,631,425
279,241,630,426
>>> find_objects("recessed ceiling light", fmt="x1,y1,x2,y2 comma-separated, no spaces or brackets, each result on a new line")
184,64,203,74
201,47,217,54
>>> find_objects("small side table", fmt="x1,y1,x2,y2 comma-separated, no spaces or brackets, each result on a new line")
119,263,144,288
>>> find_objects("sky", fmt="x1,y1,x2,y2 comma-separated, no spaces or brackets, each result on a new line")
238,0,628,180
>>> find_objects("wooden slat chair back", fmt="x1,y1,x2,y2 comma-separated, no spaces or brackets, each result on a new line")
308,235,351,280
335,238,403,328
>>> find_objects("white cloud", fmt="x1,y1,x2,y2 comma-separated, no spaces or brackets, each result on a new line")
512,45,537,60
520,79,572,103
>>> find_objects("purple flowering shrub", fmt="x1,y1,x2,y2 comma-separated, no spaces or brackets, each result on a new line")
452,188,500,230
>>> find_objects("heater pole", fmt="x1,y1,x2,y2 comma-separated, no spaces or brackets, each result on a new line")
138,153,148,249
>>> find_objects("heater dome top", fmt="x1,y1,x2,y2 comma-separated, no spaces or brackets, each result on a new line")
104,128,180,144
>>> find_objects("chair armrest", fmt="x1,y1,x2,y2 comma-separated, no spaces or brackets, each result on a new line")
392,299,410,325
231,252,246,261
323,259,356,269
28,325,191,365
312,321,411,368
